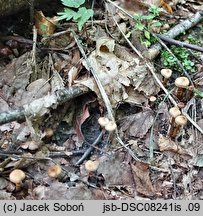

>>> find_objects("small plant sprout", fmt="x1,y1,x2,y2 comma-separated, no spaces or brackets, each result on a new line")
98,117,109,127
168,107,181,138
9,169,26,191
104,120,117,132
161,68,172,85
85,160,99,173
48,165,62,178
174,77,190,100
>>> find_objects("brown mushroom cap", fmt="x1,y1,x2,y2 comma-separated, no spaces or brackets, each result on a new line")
44,128,54,138
161,69,172,79
175,77,189,88
48,165,62,178
175,115,187,126
98,117,109,127
105,120,117,132
85,160,99,172
9,169,25,184
169,107,181,118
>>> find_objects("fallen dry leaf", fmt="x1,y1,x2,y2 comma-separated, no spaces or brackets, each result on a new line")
76,37,160,108
131,162,155,197
119,110,154,138
158,134,192,156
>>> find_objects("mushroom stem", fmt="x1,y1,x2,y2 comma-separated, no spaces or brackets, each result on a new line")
174,77,190,101
169,115,187,138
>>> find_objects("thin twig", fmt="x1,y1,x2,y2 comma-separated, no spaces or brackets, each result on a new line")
72,31,115,121
75,131,103,165
155,34,203,53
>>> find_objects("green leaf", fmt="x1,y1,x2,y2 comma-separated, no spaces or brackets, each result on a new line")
193,88,203,98
144,30,150,40
142,14,155,20
135,23,145,30
153,21,162,27
61,0,85,8
73,7,94,30
57,8,76,21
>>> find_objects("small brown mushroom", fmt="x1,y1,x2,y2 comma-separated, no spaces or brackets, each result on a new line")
9,169,25,191
104,120,117,132
161,68,172,85
170,115,187,138
48,165,62,178
168,107,181,138
98,117,109,127
174,77,190,100
43,128,54,138
85,160,99,173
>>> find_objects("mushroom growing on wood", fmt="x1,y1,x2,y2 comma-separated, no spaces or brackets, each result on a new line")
9,169,25,191
161,68,172,85
174,77,189,100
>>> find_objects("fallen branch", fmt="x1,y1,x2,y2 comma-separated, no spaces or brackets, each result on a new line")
155,34,203,53
146,11,203,60
0,85,89,125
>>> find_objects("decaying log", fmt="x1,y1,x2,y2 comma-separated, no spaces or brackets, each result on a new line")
0,86,90,125
146,11,203,60
0,0,50,16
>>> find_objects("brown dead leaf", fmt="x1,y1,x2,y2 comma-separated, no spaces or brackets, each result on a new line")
158,134,192,156
77,37,160,108
119,110,154,138
131,162,155,197
97,153,134,187
15,78,51,106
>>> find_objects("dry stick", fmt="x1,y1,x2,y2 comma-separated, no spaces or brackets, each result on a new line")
0,86,89,125
72,30,140,162
155,34,203,53
146,11,203,60
108,3,203,135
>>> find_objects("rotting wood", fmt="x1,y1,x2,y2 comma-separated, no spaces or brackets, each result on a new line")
0,85,90,125
146,11,203,60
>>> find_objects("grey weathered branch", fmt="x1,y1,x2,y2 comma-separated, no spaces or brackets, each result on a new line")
146,11,203,60
0,85,90,125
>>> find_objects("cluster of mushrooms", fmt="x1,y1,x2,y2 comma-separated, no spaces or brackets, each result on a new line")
161,68,191,139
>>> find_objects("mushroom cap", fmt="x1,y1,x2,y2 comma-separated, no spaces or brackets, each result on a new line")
9,169,25,184
175,77,189,88
48,165,62,178
175,115,187,126
149,96,156,102
98,117,109,127
169,107,181,118
161,68,172,79
105,120,117,132
85,160,99,172
44,128,54,138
